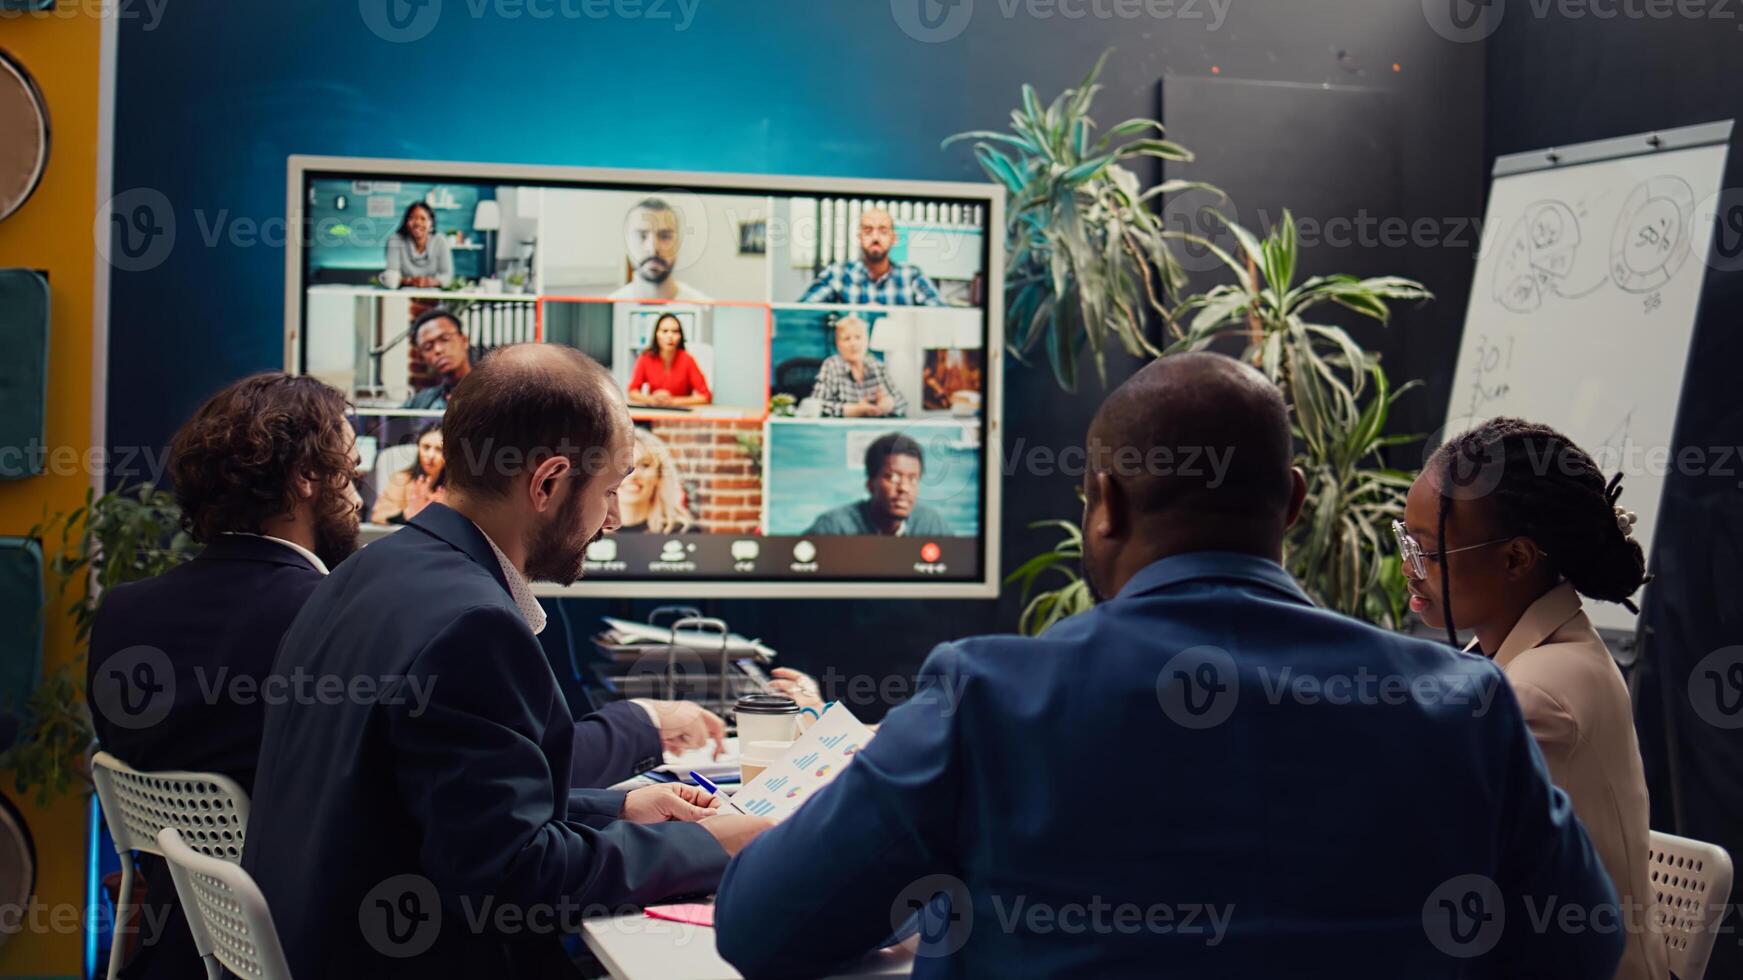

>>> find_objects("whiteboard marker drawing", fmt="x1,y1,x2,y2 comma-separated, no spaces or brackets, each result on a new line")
1610,175,1696,293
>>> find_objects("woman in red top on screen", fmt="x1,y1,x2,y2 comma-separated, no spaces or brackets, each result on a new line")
627,313,712,408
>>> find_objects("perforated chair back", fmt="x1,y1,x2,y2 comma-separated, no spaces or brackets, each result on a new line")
89,751,250,861
89,751,251,978
1648,830,1734,980
157,827,293,980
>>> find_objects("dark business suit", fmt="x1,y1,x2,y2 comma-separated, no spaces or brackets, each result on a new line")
86,534,323,980
243,503,727,978
716,552,1625,979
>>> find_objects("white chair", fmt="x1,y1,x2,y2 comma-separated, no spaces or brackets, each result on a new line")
88,751,250,980
157,827,293,980
1648,830,1734,980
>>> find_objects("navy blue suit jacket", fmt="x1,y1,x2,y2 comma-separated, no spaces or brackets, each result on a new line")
716,552,1624,979
88,534,324,980
242,504,727,978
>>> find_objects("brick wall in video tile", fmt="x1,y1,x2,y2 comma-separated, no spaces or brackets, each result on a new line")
647,419,764,535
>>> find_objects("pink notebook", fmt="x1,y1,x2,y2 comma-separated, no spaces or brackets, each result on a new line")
644,903,715,928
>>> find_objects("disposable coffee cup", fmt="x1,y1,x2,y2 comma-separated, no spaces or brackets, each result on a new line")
736,693,800,746
741,740,792,785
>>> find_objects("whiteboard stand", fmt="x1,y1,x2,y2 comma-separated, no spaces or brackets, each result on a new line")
1444,120,1734,645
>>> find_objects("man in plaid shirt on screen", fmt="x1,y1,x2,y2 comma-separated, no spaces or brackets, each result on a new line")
809,315,909,418
797,207,946,306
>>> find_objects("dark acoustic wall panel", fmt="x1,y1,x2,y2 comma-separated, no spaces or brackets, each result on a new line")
0,269,48,480
1159,76,1470,465
0,538,43,722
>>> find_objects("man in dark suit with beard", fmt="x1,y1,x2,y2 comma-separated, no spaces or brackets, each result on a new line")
243,345,770,978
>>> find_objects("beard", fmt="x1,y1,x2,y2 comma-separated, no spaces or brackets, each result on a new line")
312,489,363,570
862,245,888,264
524,484,593,586
636,257,672,284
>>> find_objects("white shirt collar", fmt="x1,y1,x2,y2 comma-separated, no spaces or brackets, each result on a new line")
471,523,547,636
224,533,329,575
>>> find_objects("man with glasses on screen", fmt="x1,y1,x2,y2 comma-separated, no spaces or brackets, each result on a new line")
609,197,713,302
798,206,945,306
402,307,473,411
804,432,951,536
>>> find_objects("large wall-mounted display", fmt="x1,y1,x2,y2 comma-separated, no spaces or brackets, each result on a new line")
288,155,1003,598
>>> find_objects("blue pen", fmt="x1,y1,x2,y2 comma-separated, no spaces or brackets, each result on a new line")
688,771,752,815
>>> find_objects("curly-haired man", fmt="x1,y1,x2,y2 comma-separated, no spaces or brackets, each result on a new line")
86,372,362,980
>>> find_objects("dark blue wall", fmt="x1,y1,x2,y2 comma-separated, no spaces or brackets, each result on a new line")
109,1,1484,716
1487,12,1743,970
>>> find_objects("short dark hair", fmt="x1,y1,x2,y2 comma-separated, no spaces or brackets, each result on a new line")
441,344,622,498
413,306,464,342
641,313,687,357
169,373,354,543
630,197,674,216
864,432,923,480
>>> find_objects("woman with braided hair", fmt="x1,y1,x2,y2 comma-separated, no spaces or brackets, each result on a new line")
1398,417,1667,980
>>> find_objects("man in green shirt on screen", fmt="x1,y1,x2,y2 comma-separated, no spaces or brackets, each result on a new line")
804,432,953,537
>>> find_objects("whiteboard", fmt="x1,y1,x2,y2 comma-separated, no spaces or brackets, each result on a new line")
1444,122,1733,632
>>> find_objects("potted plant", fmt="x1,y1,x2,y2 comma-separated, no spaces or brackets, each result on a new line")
5,485,197,805
943,51,1219,391
960,58,1431,633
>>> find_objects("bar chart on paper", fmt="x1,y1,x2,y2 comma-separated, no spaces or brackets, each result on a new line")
731,706,873,821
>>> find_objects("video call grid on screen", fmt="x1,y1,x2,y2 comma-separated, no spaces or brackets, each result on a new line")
287,156,1004,598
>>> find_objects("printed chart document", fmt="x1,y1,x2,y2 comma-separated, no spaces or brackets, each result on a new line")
731,706,872,820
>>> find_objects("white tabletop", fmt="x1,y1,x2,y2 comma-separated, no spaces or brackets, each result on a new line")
580,910,916,980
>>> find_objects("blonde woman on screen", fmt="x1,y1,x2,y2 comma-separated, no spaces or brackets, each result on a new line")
617,428,693,534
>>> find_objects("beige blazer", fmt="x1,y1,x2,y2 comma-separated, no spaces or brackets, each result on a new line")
1494,583,1667,980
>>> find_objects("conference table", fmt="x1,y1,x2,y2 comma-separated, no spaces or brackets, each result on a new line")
580,908,918,979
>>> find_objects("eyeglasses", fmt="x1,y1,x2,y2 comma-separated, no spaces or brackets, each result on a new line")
1390,520,1533,580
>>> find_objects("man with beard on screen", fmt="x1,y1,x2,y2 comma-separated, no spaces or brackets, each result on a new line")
607,196,712,302
86,373,364,980
243,344,769,979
